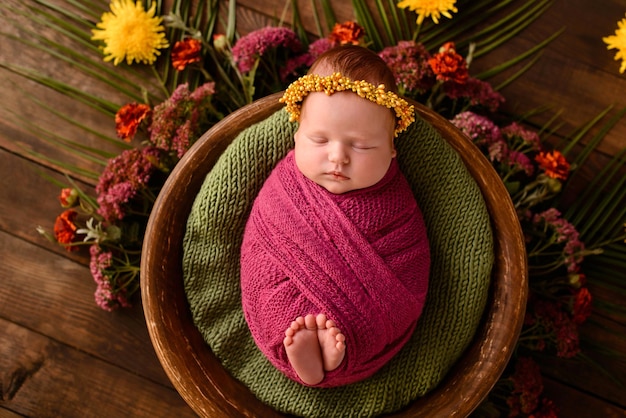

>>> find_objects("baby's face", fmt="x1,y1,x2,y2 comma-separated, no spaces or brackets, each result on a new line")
294,91,396,194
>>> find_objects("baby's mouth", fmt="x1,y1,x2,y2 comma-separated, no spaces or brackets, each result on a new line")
328,171,349,180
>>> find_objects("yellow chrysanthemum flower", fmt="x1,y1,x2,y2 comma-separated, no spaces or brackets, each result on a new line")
91,0,169,66
603,15,626,74
397,0,458,25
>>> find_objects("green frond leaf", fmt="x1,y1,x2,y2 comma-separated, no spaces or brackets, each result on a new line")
319,0,337,33
374,0,396,45
352,0,383,50
475,28,563,81
1,63,120,114
310,0,324,38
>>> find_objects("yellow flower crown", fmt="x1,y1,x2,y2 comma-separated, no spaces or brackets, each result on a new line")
279,72,415,137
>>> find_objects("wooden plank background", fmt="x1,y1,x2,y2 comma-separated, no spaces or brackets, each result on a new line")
1,0,625,416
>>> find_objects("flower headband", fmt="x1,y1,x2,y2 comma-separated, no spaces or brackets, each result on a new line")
279,72,415,137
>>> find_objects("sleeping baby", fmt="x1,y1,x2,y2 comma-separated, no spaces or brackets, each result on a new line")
240,44,430,387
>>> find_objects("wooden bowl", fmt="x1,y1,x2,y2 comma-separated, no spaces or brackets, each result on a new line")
141,93,528,417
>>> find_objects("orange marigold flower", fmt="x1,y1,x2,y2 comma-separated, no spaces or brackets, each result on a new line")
428,41,468,83
54,209,78,251
171,37,203,71
329,21,365,45
115,103,152,142
535,150,570,180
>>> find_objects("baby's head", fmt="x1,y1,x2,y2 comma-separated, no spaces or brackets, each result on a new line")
280,45,414,194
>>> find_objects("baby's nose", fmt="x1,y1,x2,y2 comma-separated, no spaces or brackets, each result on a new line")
328,144,349,164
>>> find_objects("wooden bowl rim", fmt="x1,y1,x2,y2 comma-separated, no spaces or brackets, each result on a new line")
141,93,528,417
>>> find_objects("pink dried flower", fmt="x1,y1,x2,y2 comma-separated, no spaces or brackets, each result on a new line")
89,245,132,311
308,37,333,57
96,146,163,221
488,139,508,163
94,281,132,312
190,81,216,101
528,297,581,358
280,53,316,82
443,77,505,112
532,208,586,272
533,397,559,418
507,149,535,176
149,82,216,158
450,111,502,146
378,41,435,94
554,315,581,358
90,244,113,285
501,122,541,151
507,357,544,415
231,26,302,73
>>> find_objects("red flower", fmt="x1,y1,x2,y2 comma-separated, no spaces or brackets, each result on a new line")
171,37,202,71
530,397,559,418
58,188,78,208
535,150,570,180
508,357,544,415
428,42,469,83
115,103,152,142
572,287,593,324
328,21,365,45
54,209,78,251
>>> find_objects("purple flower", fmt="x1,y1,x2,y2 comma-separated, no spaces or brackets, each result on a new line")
488,139,508,163
96,146,163,221
308,38,333,58
94,281,131,312
378,41,435,94
89,245,132,311
532,208,586,272
528,298,581,358
507,150,535,176
443,78,505,112
231,26,302,73
280,38,337,83
149,82,215,158
450,111,502,146
90,244,112,285
501,122,542,151
280,53,316,82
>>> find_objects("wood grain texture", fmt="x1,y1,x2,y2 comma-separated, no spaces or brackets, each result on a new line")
0,0,624,416
0,318,195,417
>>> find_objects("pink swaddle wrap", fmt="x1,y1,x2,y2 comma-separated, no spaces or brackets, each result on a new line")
240,150,430,387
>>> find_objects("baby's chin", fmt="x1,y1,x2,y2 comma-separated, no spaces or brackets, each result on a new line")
315,180,354,195
316,178,371,195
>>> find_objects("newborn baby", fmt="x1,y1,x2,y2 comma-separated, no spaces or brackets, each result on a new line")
240,45,430,387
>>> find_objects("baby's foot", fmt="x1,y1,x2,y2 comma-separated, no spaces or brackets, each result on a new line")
315,314,346,372
284,314,324,385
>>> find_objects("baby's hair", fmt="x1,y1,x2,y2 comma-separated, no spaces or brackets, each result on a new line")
309,45,398,94
280,44,415,137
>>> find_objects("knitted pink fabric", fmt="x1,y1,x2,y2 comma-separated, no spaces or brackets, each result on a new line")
240,150,430,387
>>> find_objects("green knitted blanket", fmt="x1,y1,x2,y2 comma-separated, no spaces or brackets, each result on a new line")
182,109,493,417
